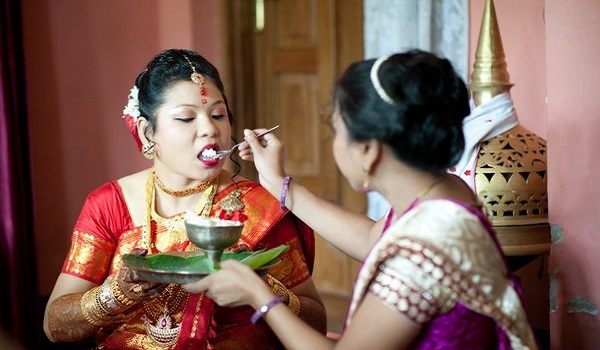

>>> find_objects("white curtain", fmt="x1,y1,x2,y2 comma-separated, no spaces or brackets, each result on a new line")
364,0,470,220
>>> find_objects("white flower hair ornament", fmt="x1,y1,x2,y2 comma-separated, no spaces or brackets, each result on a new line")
122,86,144,151
122,86,141,121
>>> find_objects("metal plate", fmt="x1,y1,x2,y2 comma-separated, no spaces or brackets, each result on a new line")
122,247,286,284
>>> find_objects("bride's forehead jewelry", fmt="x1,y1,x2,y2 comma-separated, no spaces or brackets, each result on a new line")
183,54,205,85
370,55,395,105
183,55,208,102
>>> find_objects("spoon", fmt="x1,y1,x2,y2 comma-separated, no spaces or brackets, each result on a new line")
201,125,280,160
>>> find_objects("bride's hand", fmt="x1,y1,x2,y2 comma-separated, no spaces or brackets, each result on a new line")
116,248,167,300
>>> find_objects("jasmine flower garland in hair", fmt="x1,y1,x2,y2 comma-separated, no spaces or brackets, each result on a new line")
122,86,141,121
122,85,144,151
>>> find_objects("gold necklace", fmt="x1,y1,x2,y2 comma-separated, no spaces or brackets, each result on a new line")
141,172,218,346
143,284,189,347
393,177,446,220
143,285,188,318
142,171,218,253
153,170,213,197
416,177,444,201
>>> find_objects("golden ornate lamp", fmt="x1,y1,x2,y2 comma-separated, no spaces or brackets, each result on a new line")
470,0,550,261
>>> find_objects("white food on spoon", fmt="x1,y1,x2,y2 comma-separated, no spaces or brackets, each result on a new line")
201,148,218,159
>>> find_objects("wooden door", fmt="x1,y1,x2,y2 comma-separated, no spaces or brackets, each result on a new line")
221,0,364,332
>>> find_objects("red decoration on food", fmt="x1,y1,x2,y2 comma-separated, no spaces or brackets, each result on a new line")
218,210,248,223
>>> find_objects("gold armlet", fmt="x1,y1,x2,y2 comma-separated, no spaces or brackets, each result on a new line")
266,274,300,315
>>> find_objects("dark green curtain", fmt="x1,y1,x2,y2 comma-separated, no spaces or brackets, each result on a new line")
0,0,39,348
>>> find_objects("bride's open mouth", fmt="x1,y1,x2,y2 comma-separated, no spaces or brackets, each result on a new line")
200,148,218,160
198,144,222,162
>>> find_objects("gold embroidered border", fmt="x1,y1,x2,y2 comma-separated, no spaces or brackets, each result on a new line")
62,230,114,284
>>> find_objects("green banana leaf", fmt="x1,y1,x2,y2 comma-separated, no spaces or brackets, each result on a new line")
122,244,289,274
240,244,289,269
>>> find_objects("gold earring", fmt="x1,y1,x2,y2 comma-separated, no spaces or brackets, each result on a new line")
361,177,370,192
361,167,370,192
142,141,156,160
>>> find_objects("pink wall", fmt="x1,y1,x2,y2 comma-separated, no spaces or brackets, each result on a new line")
21,0,222,295
545,0,600,348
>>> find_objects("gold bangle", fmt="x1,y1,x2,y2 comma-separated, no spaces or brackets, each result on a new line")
266,274,290,304
287,291,301,315
98,276,131,315
80,284,131,327
266,274,300,315
80,286,110,327
109,275,136,308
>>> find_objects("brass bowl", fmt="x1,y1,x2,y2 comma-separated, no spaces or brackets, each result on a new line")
185,218,244,264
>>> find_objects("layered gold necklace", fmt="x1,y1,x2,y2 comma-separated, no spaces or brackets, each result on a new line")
141,170,218,346
143,284,190,347
142,170,217,253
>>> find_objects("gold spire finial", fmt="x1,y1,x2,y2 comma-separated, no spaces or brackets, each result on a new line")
470,0,513,106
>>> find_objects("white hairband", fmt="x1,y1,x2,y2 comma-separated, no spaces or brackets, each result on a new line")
370,56,395,105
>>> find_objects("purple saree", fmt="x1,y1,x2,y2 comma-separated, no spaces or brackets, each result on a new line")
346,199,537,349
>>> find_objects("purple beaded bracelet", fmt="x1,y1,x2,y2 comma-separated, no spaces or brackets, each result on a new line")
251,296,283,324
280,175,292,210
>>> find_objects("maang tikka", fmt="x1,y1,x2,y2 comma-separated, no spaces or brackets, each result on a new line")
183,55,208,100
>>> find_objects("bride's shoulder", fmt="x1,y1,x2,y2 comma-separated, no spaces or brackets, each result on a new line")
116,169,151,223
117,169,151,202
117,169,151,190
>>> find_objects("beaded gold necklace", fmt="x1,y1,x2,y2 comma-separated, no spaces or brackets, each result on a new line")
142,170,218,253
141,170,217,346
153,170,212,197
143,284,190,347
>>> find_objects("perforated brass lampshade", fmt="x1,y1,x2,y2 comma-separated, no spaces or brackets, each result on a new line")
470,0,550,257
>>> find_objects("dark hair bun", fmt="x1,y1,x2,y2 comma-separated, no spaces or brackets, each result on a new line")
334,50,469,173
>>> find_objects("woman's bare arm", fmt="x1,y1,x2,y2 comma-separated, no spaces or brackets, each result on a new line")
43,274,97,342
241,130,378,260
278,182,380,260
44,267,163,343
183,260,421,350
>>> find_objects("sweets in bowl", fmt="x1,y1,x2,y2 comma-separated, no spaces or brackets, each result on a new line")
184,211,244,264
